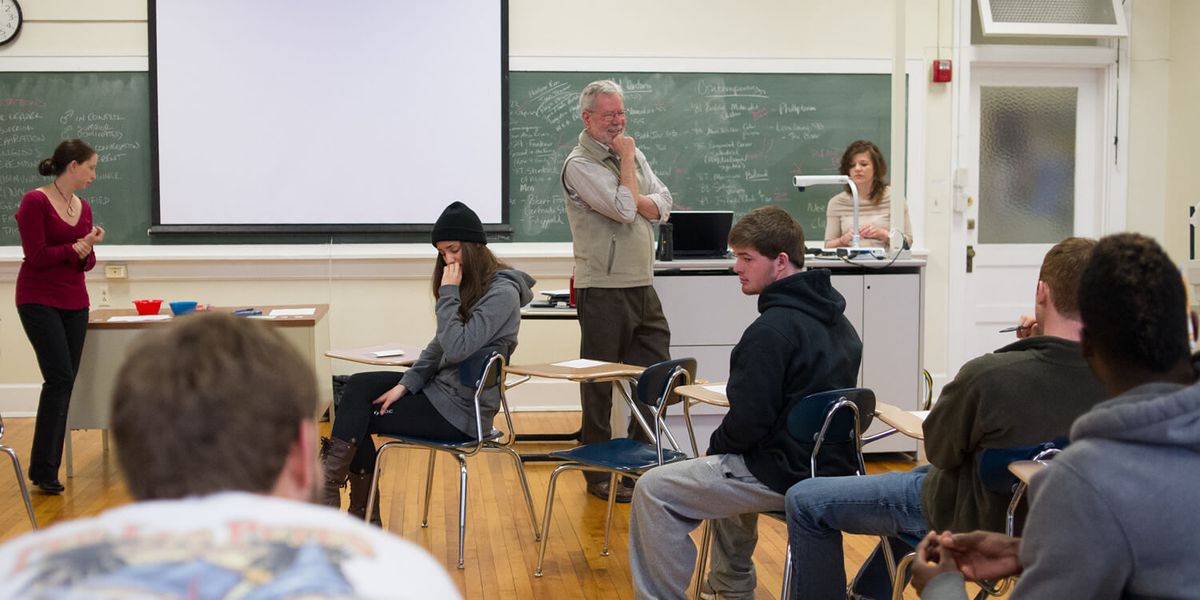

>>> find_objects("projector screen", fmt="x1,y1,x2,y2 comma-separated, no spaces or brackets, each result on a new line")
151,0,506,230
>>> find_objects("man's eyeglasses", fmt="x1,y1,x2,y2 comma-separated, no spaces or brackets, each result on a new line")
589,110,627,122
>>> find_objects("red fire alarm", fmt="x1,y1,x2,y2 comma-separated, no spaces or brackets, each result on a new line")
932,59,953,83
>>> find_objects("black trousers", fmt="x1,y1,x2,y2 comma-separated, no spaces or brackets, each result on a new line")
575,286,671,484
330,371,470,475
17,303,89,482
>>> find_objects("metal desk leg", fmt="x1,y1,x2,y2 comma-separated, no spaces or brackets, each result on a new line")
64,431,73,478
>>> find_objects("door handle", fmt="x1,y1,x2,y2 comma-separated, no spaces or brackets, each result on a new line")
966,245,976,273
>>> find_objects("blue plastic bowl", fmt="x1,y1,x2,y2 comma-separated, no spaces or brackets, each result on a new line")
169,301,198,316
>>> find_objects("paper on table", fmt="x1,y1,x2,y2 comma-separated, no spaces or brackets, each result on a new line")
541,289,570,297
108,315,172,323
703,384,727,394
552,358,608,368
911,410,930,421
372,349,406,358
269,308,316,317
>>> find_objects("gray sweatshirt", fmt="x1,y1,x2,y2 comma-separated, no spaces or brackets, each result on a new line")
399,269,535,437
922,380,1200,600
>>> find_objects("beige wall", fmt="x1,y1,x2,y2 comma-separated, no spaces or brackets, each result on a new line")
0,1,1191,410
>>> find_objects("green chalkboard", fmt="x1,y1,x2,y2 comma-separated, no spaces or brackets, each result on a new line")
508,72,892,242
0,72,151,246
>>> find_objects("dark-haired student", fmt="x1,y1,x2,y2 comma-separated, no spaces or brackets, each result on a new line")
914,232,1200,600
15,139,106,494
319,202,535,523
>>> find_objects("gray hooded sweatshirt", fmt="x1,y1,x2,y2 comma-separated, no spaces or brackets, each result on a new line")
924,380,1200,599
399,269,535,437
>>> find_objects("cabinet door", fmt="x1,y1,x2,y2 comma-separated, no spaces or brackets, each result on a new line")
861,273,922,452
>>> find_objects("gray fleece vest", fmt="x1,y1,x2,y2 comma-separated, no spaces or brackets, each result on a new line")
560,131,657,288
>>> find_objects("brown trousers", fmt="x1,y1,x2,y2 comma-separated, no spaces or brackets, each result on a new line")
575,286,671,484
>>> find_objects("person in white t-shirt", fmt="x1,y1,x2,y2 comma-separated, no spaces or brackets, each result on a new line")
0,312,460,600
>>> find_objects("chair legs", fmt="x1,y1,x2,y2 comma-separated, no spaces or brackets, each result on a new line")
692,516,793,600
2,445,36,530
535,463,577,577
602,472,619,556
890,551,917,600
367,442,539,571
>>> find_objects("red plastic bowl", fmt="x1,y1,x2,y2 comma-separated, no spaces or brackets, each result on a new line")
132,299,163,315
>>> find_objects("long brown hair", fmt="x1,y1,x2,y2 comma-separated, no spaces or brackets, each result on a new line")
432,242,511,321
838,140,888,203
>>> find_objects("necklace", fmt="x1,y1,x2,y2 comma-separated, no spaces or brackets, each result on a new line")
52,181,77,218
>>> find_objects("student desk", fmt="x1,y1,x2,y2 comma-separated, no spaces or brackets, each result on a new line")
1008,460,1046,485
520,304,578,320
505,360,651,460
65,304,330,476
325,343,422,367
873,402,927,441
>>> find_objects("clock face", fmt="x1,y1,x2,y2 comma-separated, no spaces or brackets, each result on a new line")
0,0,21,46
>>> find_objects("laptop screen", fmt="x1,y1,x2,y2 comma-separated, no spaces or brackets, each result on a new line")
670,211,733,258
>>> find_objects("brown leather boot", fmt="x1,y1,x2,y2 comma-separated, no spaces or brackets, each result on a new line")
319,436,356,509
347,471,382,526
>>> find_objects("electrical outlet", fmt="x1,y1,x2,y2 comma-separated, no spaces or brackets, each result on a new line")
97,285,111,307
104,264,128,279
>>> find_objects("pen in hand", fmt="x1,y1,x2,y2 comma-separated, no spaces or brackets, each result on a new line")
998,325,1020,333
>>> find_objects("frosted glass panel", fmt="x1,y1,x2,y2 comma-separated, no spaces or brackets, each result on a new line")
979,86,1076,244
988,0,1117,25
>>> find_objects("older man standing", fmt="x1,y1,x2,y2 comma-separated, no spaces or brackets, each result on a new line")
562,79,674,502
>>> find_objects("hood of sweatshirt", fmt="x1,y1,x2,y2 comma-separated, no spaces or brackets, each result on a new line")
495,268,536,307
1070,380,1200,453
756,268,846,323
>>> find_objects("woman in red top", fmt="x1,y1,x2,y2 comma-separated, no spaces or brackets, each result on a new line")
15,139,105,494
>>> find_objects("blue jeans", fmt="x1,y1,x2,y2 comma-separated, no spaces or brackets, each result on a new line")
784,466,929,600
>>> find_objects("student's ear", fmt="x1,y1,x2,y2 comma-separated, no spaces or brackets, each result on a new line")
272,420,318,502
1035,280,1050,307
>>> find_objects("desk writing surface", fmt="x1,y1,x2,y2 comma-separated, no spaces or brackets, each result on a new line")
874,401,925,441
506,362,645,381
674,383,730,408
1008,460,1046,485
325,343,422,367
88,305,329,329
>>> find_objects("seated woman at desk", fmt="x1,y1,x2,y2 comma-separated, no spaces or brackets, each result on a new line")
319,202,535,523
824,139,912,249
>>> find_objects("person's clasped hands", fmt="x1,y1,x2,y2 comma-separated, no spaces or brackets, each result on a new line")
72,225,105,260
910,530,1023,593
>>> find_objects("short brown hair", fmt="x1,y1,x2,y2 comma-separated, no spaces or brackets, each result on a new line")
111,312,317,500
728,206,806,268
1038,236,1097,319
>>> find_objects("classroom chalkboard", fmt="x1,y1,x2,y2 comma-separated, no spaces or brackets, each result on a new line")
508,72,892,242
0,72,151,246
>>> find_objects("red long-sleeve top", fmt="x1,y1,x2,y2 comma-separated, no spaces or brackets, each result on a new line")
15,189,96,309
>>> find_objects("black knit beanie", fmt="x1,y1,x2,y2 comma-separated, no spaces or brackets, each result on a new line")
431,201,487,246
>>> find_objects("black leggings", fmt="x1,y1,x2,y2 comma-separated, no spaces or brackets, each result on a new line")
330,371,471,474
17,303,89,481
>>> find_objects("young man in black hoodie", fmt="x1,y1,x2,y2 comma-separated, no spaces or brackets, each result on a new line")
629,206,863,600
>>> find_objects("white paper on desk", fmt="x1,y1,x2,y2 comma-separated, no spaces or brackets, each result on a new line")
911,410,930,421
372,349,406,358
247,315,277,319
108,315,172,323
269,308,316,317
703,384,727,394
552,358,607,368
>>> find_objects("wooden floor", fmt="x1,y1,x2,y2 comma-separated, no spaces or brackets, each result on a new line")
0,412,923,599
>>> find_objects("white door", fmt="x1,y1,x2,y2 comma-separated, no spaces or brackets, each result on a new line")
948,67,1105,372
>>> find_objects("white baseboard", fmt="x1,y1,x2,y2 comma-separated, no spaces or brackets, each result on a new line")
0,384,39,416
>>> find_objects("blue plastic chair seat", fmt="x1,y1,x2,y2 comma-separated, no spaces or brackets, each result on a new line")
547,437,688,473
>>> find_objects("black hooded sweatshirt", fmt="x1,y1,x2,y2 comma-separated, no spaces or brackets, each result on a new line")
707,268,864,494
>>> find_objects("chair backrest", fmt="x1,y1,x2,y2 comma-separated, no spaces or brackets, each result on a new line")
461,350,512,451
978,437,1069,495
635,357,697,464
786,388,877,477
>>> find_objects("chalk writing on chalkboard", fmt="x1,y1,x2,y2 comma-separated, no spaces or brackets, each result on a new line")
508,72,892,243
0,72,151,246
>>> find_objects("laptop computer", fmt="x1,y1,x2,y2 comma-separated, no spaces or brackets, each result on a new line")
669,211,733,259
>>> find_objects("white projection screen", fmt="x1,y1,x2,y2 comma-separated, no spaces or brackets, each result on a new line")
152,1,505,231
